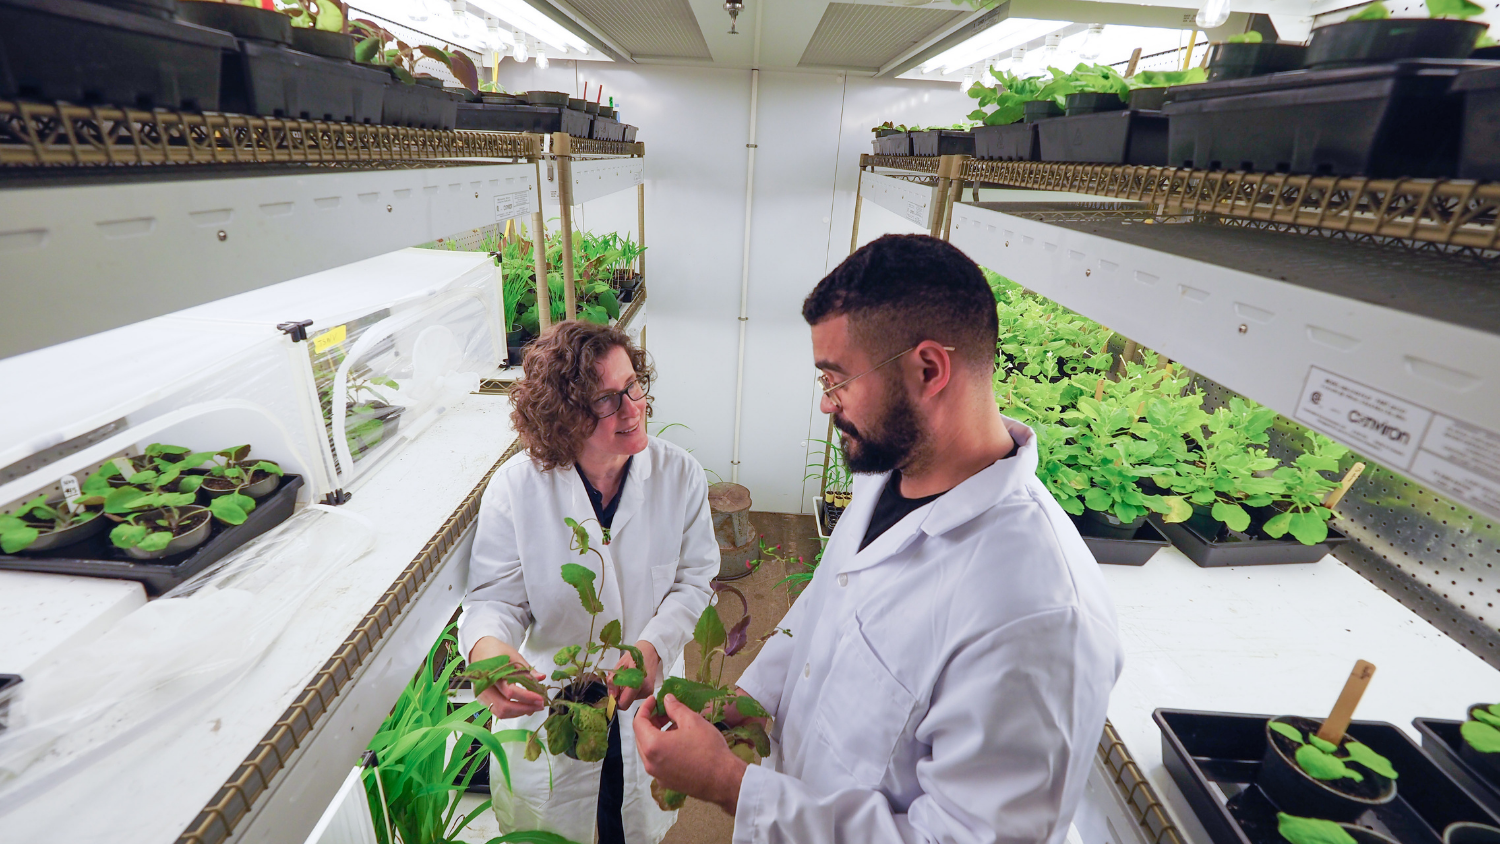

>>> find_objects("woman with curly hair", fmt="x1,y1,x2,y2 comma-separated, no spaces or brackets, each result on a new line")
458,321,718,844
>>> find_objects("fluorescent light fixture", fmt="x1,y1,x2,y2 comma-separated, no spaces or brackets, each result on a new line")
468,0,589,55
1197,0,1231,28
929,17,1068,74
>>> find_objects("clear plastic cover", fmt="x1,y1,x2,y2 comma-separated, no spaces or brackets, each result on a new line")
0,505,374,810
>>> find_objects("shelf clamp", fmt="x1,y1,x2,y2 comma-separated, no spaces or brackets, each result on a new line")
277,320,315,343
322,489,353,506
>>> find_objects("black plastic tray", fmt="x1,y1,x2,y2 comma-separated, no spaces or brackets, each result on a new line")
874,132,911,156
223,41,386,123
0,0,234,111
0,474,303,595
912,129,975,156
1074,515,1170,566
1416,717,1500,819
591,115,624,141
382,74,459,129
1149,513,1350,567
973,122,1038,160
454,103,589,135
622,124,638,143
1163,60,1478,177
1036,110,1168,165
1156,708,1500,844
1452,66,1500,181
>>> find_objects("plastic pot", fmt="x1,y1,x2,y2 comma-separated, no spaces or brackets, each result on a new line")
482,93,521,104
1080,508,1148,540
525,90,568,105
1024,100,1064,122
121,505,213,561
1304,18,1489,69
1208,41,1309,81
223,40,387,123
874,132,911,155
911,129,975,156
1066,92,1127,115
1036,110,1169,165
553,680,612,760
1128,87,1171,110
1446,822,1500,844
1453,66,1500,181
1257,715,1398,821
381,70,459,129
599,105,616,119
290,27,354,60
1459,706,1500,783
176,0,291,44
17,510,108,553
87,0,177,19
200,470,279,500
973,122,1038,160
584,101,600,115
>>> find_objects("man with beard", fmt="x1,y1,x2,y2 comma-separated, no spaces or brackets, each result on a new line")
633,233,1123,844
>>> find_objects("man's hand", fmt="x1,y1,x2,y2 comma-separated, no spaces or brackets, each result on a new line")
611,640,661,710
719,686,770,732
633,693,748,816
469,637,547,719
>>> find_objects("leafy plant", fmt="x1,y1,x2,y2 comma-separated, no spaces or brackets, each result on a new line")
967,69,1063,126
1152,398,1285,533
70,446,252,552
1278,813,1358,844
1228,31,1265,43
279,0,345,31
350,18,479,91
1261,433,1348,545
203,444,285,489
0,494,101,553
1346,0,1484,19
1268,720,1398,783
1347,3,1391,20
1462,704,1500,754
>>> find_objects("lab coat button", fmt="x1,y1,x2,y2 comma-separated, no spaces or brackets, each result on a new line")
838,573,848,587
804,663,811,678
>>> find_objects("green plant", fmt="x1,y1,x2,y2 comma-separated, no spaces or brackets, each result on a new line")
350,19,479,91
805,438,851,496
1268,720,1398,783
204,444,284,488
1346,0,1484,19
1262,432,1348,545
967,70,1063,126
649,583,774,810
279,0,345,31
1153,398,1286,533
1278,813,1358,844
75,445,258,552
1228,31,1265,43
1462,704,1500,754
0,494,102,553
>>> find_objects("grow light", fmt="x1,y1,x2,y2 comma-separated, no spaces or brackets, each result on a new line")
467,0,589,55
923,17,1069,75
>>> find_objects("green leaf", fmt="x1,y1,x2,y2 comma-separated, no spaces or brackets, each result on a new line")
1296,744,1361,781
1347,2,1390,19
735,695,770,719
1277,813,1358,844
694,604,726,658
1212,501,1251,532
1308,734,1337,753
110,522,148,548
1227,31,1264,43
314,0,344,31
1270,721,1304,743
1159,495,1193,523
1263,511,1294,538
571,705,610,762
485,831,588,844
553,645,581,666
103,486,147,515
1,524,40,553
598,288,620,320
1473,707,1500,728
543,710,576,756
560,562,603,615
655,677,731,716
1288,510,1330,545
599,619,621,647
209,494,252,525
612,667,645,689
137,530,174,552
1345,741,1397,779
391,64,416,85
1463,719,1500,754
565,517,590,553
1426,0,1484,17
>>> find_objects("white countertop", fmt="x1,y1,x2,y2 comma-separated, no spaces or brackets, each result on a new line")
0,572,146,677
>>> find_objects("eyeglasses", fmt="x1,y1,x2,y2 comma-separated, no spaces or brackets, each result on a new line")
591,375,650,419
816,344,956,409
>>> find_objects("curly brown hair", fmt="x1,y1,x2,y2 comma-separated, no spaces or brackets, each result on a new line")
510,321,654,471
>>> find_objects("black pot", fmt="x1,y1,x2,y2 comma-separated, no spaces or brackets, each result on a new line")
1257,715,1398,821
1066,91,1127,115
445,85,480,102
598,105,615,119
175,1,291,44
1024,100,1064,122
1304,18,1489,68
482,93,522,104
584,101,599,114
1208,41,1309,80
1183,502,1224,540
553,680,612,760
18,510,108,553
568,97,585,109
1080,508,1147,540
525,90,568,105
1446,823,1500,844
415,74,444,88
86,0,177,19
1474,45,1500,59
122,505,213,561
290,27,354,60
875,127,902,137
1129,87,1171,110
1458,705,1500,783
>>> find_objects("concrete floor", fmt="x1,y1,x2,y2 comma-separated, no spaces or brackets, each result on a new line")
456,511,821,844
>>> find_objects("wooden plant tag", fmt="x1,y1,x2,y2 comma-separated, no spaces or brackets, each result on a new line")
1317,659,1376,745
59,474,83,513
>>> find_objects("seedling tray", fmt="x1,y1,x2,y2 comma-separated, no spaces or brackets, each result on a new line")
912,130,975,157
0,0,234,111
1155,708,1500,844
0,474,303,596
455,103,589,135
1452,66,1500,181
874,132,911,156
590,115,624,141
1415,716,1500,818
1073,515,1170,566
224,41,386,123
973,123,1038,160
1149,514,1350,567
1036,111,1168,165
1163,60,1477,178
381,74,459,129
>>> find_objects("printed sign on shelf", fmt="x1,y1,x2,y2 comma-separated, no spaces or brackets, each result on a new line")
494,187,535,223
1295,366,1500,521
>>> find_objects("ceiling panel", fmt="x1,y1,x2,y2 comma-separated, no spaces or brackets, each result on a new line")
568,0,712,60
799,2,962,71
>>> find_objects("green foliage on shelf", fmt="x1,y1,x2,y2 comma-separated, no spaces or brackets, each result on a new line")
1278,813,1358,844
1267,717,1396,783
1463,704,1500,754
963,62,1205,126
1228,31,1265,43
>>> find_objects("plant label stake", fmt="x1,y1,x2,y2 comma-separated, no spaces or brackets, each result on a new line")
1317,659,1376,745
59,474,83,514
1323,463,1365,509
111,457,136,481
1126,47,1143,78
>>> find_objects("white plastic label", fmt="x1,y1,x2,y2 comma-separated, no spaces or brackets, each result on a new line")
1296,366,1500,521
494,188,534,222
59,474,82,513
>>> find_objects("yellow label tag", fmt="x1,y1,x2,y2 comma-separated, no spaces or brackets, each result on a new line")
311,324,347,354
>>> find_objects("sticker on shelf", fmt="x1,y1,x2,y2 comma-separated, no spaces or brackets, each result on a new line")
1296,366,1500,520
494,186,535,222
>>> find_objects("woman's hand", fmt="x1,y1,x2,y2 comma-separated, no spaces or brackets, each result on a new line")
717,687,770,732
611,640,660,710
469,636,548,719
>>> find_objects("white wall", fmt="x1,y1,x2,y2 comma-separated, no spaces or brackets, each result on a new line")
491,59,971,513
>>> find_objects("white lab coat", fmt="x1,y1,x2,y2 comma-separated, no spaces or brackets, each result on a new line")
733,418,1123,844
457,436,719,844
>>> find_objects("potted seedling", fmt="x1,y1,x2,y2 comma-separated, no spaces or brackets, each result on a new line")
1207,31,1309,81
1304,0,1490,68
344,370,404,459
1258,660,1399,822
1459,704,1500,781
805,438,851,534
352,19,475,128
1277,813,1403,844
81,460,221,560
200,445,285,499
967,69,1064,160
282,0,356,60
1261,433,1355,546
0,493,106,554
177,0,294,45
458,518,648,764
649,582,775,811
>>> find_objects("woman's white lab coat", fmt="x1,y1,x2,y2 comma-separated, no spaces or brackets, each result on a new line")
457,436,718,844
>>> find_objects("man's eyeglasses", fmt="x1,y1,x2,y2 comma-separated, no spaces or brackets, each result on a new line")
815,344,955,409
591,376,650,419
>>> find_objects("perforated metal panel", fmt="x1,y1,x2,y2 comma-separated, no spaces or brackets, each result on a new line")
799,3,962,71
567,0,710,60
1191,376,1500,669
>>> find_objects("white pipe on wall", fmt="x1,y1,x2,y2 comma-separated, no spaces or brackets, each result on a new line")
729,10,763,485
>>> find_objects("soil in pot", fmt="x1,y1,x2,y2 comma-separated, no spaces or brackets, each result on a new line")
1078,508,1148,540
552,680,612,761
1304,18,1488,68
290,27,354,60
176,0,291,44
200,470,279,500
1257,715,1398,822
1446,822,1500,844
121,505,213,561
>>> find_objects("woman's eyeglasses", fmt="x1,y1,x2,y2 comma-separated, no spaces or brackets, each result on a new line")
591,376,650,419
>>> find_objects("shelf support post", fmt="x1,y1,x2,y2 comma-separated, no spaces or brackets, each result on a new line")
637,179,646,280
531,152,551,333
553,132,577,321
850,160,866,255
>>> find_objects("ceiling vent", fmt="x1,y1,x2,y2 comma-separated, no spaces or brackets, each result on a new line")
567,0,712,60
799,2,962,71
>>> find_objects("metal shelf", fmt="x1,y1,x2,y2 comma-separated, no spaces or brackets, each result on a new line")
949,202,1500,523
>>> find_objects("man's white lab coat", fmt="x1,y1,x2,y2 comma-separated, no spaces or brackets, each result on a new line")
458,437,719,844
734,418,1122,844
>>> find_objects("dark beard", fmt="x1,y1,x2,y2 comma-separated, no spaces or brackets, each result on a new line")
833,382,922,474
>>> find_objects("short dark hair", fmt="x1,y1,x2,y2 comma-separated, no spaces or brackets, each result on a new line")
802,234,997,367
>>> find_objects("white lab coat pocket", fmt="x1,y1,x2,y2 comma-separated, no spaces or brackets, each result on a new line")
813,620,917,788
650,558,678,604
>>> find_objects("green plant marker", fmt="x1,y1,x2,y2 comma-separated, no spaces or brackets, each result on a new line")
1278,813,1359,844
